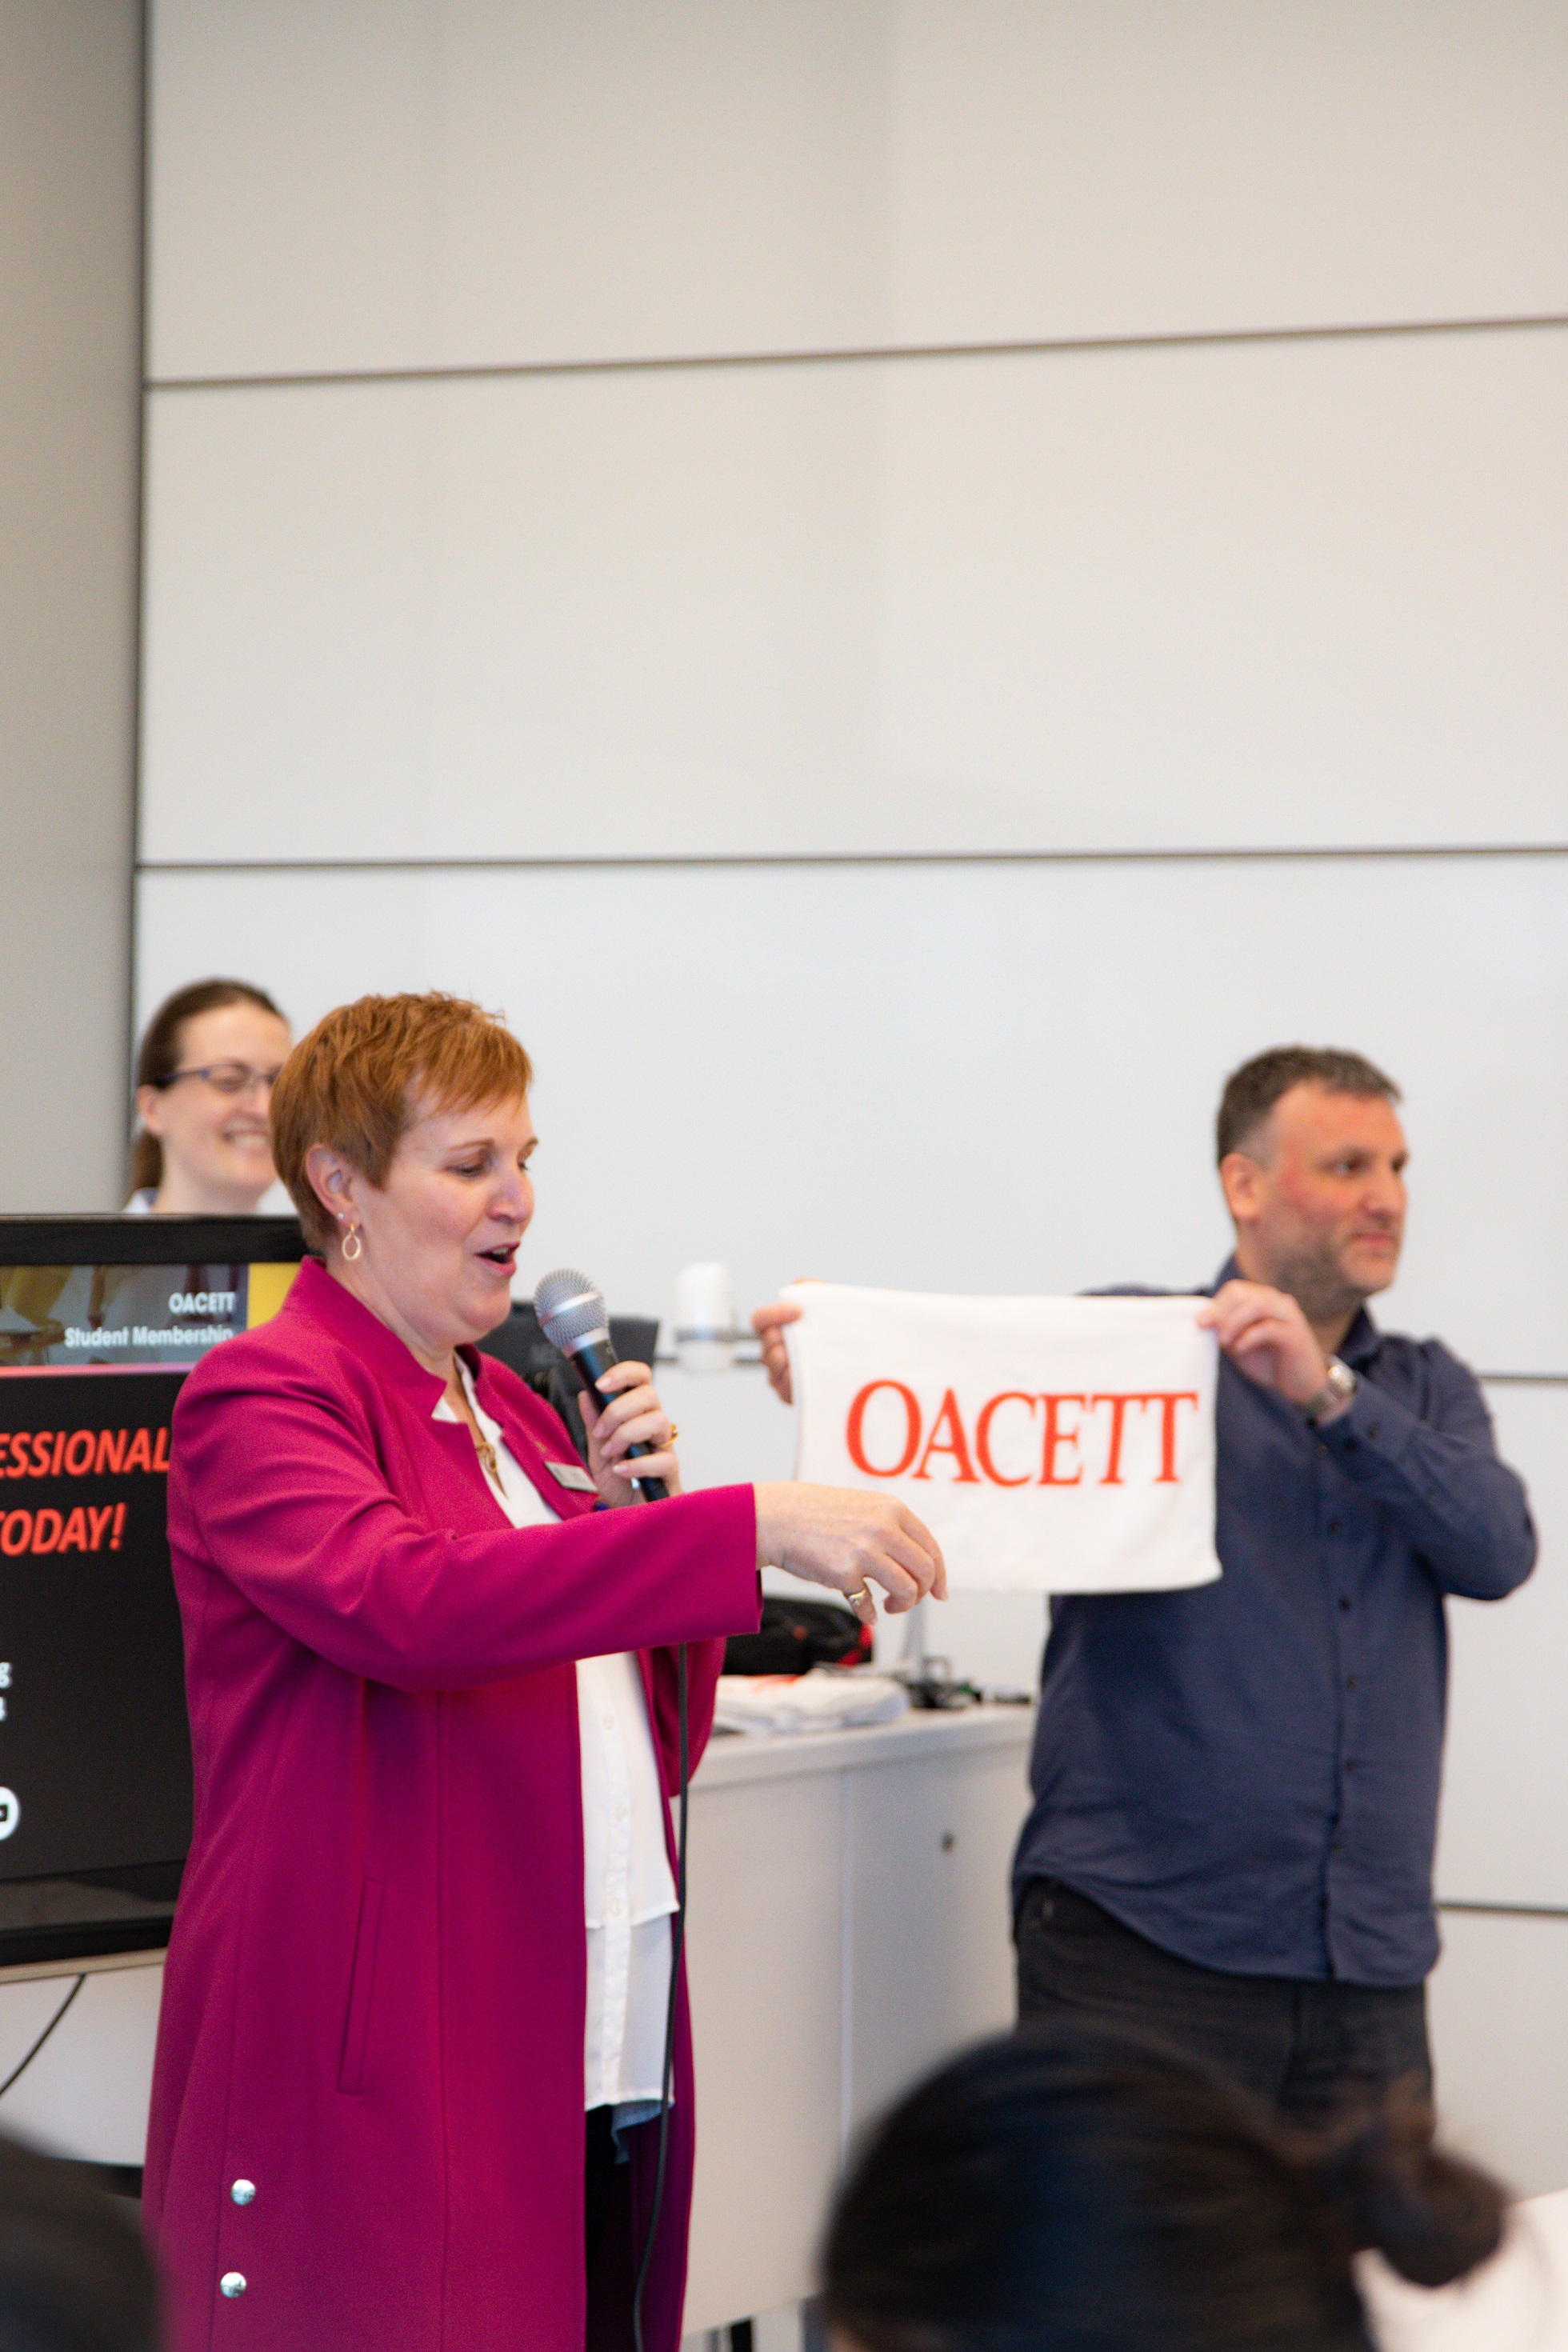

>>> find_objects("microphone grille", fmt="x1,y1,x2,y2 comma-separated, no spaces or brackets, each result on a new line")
534,1267,610,1353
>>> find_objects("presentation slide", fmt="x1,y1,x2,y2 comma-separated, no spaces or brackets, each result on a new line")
0,1223,303,1958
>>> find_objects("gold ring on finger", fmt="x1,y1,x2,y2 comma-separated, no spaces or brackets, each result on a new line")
667,1423,679,1443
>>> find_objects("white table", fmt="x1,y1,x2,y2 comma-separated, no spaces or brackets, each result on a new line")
682,1704,1036,2335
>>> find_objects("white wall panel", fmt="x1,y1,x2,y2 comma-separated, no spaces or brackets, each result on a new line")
877,331,1568,854
147,1,1568,379
141,326,1568,863
134,853,1568,1374
147,0,894,381
1438,1384,1568,1909
886,1,1568,352
1430,1911,1568,2196
141,363,879,862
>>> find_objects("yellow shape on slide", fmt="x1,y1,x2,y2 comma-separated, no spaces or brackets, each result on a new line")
1,1268,71,1322
246,1263,302,1329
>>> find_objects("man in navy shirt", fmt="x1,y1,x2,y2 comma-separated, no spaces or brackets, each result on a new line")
1009,1044,1535,2122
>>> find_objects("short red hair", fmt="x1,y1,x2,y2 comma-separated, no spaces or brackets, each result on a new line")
270,993,534,1250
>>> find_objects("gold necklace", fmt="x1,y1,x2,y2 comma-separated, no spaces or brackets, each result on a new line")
449,1374,502,1487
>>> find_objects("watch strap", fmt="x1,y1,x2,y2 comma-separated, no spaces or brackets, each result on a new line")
1302,1358,1358,1425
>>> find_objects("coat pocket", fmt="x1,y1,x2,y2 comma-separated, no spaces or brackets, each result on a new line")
338,1877,386,2096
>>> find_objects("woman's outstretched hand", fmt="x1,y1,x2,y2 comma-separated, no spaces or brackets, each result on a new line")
753,1484,946,1624
579,1362,683,1507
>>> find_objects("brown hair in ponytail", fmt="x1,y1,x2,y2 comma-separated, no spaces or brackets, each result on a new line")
130,979,286,1197
1320,2083,1506,2290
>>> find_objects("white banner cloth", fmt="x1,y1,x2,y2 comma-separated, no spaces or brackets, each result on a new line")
784,1283,1220,1595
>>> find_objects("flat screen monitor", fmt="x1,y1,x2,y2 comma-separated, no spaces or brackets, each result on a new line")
0,1216,307,1966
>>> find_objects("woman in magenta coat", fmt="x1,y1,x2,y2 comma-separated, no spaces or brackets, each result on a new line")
143,992,942,2352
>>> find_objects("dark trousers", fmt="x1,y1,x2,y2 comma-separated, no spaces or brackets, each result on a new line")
1014,1877,1431,2130
584,2105,618,2275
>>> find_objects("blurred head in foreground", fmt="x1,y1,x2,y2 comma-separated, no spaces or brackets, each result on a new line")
0,2132,158,2351
821,2030,1505,2352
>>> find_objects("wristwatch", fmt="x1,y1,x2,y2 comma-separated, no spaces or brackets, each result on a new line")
1302,1358,1358,1426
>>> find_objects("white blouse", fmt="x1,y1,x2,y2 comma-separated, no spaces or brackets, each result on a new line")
433,1365,677,2116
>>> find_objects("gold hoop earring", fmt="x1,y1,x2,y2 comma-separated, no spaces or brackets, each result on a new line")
342,1224,363,1262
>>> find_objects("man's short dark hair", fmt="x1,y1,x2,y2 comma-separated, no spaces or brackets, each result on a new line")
1217,1046,1401,1164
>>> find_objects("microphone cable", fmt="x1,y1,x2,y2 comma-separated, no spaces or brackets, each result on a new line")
530,1270,691,2346
0,1973,85,2102
632,1638,688,2352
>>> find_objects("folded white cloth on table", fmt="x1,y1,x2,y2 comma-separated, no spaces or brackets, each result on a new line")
712,1669,910,1736
782,1282,1220,1596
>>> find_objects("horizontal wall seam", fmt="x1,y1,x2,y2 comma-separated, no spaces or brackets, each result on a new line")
143,307,1568,395
135,843,1568,874
1438,1902,1568,1921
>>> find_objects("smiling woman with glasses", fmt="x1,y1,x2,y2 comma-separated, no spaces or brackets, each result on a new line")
128,978,293,1214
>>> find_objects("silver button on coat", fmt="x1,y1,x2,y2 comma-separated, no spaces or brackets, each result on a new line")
219,2274,246,2298
230,2180,256,2206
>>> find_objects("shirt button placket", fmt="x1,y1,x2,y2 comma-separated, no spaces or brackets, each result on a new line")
1321,1464,1357,1966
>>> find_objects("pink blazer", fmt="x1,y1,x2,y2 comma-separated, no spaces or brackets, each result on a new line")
143,1259,759,2352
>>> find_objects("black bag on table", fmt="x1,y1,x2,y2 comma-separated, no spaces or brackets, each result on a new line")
723,1598,874,1677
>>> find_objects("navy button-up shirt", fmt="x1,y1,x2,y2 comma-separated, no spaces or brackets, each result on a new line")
1012,1262,1536,1986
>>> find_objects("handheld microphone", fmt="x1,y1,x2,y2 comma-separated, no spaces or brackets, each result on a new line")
534,1267,669,1502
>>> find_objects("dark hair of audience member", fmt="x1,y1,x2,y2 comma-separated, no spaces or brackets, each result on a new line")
130,978,286,1195
0,2131,158,2352
820,2030,1506,2352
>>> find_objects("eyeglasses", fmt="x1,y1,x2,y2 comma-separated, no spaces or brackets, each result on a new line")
154,1062,284,1099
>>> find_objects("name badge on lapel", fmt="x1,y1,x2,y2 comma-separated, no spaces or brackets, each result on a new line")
545,1459,597,1493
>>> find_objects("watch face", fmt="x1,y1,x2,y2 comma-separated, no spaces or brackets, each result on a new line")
1305,1363,1354,1422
